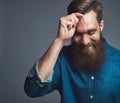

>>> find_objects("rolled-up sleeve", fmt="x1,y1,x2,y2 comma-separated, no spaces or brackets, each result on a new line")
24,60,54,97
28,60,53,87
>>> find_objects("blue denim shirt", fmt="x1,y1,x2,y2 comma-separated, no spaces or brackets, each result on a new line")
24,41,120,103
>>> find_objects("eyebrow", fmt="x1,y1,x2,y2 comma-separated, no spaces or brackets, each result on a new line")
81,0,98,14
88,29,97,33
74,29,97,35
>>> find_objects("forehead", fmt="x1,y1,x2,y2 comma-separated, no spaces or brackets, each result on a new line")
76,10,99,32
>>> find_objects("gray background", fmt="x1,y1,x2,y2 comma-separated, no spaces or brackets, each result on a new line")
0,0,120,103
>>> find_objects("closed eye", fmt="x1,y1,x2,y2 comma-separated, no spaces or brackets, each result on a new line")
88,29,96,35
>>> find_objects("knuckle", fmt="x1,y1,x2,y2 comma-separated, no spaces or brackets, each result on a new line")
71,13,75,16
60,17,65,23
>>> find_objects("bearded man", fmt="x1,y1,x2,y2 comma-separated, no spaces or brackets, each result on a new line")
24,0,120,103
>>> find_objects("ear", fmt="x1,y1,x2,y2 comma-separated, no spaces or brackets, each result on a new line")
99,20,104,31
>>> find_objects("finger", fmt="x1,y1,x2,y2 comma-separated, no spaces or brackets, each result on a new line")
73,12,83,18
68,15,79,27
60,14,81,29
70,13,83,26
62,16,76,28
72,15,79,26
65,21,75,30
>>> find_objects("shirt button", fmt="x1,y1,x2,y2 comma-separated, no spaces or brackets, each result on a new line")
90,95,94,99
91,76,94,80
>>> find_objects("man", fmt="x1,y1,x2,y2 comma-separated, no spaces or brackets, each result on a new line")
24,0,120,103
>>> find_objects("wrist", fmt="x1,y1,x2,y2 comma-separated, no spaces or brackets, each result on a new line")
54,37,66,46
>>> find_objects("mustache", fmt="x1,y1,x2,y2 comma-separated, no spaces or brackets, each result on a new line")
75,41,97,50
79,43,92,49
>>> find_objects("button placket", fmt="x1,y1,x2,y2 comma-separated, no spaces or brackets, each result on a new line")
89,74,95,103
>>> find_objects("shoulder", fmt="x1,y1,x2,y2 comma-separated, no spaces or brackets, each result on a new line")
106,42,120,60
107,43,120,55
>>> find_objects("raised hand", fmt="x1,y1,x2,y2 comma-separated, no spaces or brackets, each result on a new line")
56,13,83,43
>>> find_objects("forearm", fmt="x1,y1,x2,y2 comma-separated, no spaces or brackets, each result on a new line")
38,13,82,80
38,37,64,80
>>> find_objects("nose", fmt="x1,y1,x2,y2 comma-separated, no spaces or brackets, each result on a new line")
81,34,90,46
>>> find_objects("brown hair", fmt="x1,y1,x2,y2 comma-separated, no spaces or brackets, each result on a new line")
67,0,103,23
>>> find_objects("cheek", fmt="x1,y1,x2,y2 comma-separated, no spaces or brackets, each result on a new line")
91,33,101,41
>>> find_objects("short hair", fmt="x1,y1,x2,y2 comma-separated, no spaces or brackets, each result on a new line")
67,0,103,23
